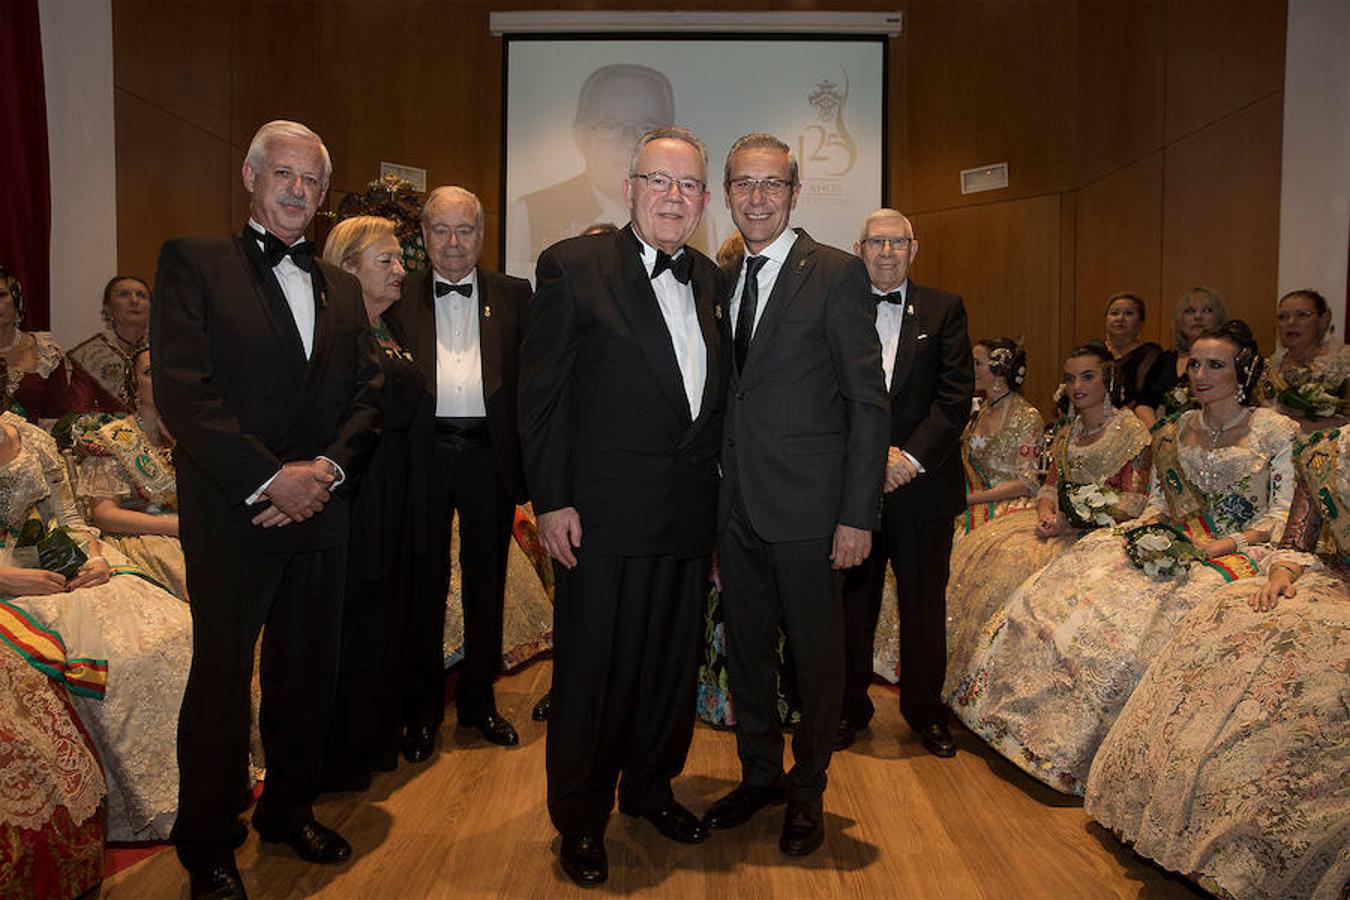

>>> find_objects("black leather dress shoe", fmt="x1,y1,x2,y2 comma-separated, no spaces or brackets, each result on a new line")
918,721,956,758
462,711,520,746
257,819,352,864
627,801,709,844
189,863,248,900
702,782,788,830
401,724,436,763
559,832,607,887
833,717,864,752
779,797,825,856
531,691,551,721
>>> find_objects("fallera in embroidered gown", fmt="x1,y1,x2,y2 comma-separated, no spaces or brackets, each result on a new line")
955,392,1044,537
1085,426,1350,899
950,407,1298,795
944,407,1151,700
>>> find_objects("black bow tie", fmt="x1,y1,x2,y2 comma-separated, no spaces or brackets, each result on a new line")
650,249,693,285
435,280,473,298
876,291,904,305
259,230,314,272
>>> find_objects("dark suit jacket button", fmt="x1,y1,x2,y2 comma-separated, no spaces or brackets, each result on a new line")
726,438,735,446
735,391,745,400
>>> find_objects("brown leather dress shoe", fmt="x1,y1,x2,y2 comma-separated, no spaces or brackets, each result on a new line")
779,797,825,856
702,782,788,829
559,832,607,887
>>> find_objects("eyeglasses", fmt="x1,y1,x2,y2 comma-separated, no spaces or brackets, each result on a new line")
860,236,913,251
727,177,794,197
631,171,706,198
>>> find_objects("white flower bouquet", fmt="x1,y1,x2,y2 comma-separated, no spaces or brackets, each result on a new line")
1120,522,1203,579
1058,480,1120,530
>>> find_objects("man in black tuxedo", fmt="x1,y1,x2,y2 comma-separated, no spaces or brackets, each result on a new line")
152,120,382,900
838,209,974,758
704,133,889,857
390,185,529,758
520,127,727,887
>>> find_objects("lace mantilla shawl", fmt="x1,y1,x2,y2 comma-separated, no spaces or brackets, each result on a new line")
2,332,66,392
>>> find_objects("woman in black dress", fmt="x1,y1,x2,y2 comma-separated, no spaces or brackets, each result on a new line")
320,216,428,789
1103,291,1169,426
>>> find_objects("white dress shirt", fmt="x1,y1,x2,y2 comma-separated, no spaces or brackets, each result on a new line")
634,234,707,419
729,227,799,340
245,220,342,503
433,269,488,418
873,279,908,391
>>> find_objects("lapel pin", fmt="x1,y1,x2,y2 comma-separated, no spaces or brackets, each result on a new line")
714,304,723,320
796,259,806,273
907,304,915,316
483,305,492,319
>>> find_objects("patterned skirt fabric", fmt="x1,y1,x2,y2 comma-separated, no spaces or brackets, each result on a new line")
103,533,189,602
0,643,106,899
949,528,1269,795
1085,575,1350,900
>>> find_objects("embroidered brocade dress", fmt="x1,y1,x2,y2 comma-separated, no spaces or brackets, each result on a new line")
1,412,191,840
950,408,1298,795
956,392,1044,536
76,415,186,600
68,329,136,413
943,408,1151,701
0,641,106,899
1261,342,1350,433
1085,428,1350,900
4,332,96,424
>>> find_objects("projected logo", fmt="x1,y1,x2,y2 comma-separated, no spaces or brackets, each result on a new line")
796,73,857,206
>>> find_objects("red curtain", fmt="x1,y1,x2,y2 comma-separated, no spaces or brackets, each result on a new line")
0,0,51,329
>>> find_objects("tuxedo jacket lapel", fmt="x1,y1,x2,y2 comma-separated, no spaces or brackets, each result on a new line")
234,231,308,369
889,282,923,397
608,231,693,424
477,275,503,404
685,263,721,443
302,264,335,384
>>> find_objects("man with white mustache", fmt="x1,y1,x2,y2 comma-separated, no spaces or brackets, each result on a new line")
152,119,383,899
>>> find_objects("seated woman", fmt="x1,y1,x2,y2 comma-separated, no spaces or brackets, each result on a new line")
0,356,191,841
76,346,184,600
1261,288,1350,432
945,342,1151,699
1104,292,1169,427
956,338,1043,535
0,639,106,899
0,266,98,423
1086,427,1349,899
951,321,1298,795
68,275,152,413
1151,286,1226,420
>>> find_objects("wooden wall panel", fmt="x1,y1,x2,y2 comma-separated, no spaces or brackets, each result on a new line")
230,0,323,154
1165,0,1287,142
902,0,1077,213
1074,153,1164,346
115,90,233,281
111,0,231,140
1163,92,1284,355
1076,0,1166,185
911,195,1064,414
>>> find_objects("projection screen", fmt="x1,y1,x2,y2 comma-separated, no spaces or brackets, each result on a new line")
503,36,886,281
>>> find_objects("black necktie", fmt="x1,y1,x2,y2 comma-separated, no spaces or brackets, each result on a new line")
876,291,904,305
651,249,693,285
435,280,473,298
260,231,314,272
734,255,768,373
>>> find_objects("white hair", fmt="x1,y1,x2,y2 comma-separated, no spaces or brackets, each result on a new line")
859,208,914,241
423,186,484,228
244,120,332,186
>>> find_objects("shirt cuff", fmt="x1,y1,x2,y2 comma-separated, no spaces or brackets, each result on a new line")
245,470,280,506
317,456,345,490
902,450,926,474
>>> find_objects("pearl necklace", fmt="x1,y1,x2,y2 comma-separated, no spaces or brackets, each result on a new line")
1201,406,1250,448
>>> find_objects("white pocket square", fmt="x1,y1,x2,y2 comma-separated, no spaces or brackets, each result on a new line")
917,333,930,340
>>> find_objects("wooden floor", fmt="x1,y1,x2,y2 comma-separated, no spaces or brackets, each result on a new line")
103,660,1201,899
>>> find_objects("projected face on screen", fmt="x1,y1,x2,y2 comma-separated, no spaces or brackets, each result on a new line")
574,65,674,200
